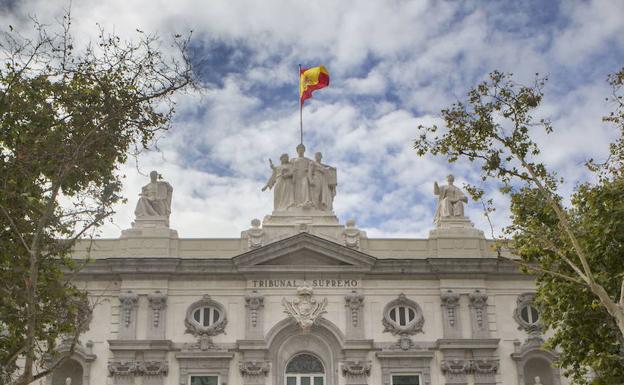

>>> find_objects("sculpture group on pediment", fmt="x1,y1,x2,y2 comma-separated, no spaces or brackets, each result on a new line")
263,144,336,212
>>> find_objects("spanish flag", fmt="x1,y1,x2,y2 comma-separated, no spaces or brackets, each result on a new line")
300,66,330,105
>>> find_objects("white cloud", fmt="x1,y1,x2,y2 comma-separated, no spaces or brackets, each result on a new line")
3,0,623,239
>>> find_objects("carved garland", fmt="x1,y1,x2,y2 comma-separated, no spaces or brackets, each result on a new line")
184,295,228,337
239,360,270,377
440,359,499,375
341,360,371,377
108,360,168,376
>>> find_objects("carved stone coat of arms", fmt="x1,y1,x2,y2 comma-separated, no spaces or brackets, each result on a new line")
282,283,328,332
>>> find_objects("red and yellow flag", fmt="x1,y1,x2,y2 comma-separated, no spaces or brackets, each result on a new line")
300,66,330,105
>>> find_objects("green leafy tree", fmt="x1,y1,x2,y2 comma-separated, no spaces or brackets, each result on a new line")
415,69,624,383
0,13,195,385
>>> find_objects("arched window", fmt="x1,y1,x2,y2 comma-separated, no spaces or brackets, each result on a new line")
52,359,83,385
285,353,325,385
523,357,554,385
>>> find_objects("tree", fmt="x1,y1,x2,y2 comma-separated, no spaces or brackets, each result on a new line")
414,69,624,384
0,13,195,385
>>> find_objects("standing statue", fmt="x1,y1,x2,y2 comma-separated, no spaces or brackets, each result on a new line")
65,378,72,385
308,152,337,211
433,174,468,223
533,376,542,385
134,170,173,220
290,144,313,208
262,154,295,211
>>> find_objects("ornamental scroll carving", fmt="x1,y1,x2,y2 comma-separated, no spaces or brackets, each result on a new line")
245,291,264,328
469,290,488,333
147,291,167,328
440,359,499,376
282,283,327,332
341,360,371,377
108,360,168,377
118,291,138,328
344,290,364,327
239,361,270,377
441,290,460,328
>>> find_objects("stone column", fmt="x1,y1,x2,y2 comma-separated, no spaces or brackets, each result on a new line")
469,290,489,339
440,290,461,338
344,290,365,339
119,291,139,339
147,291,167,340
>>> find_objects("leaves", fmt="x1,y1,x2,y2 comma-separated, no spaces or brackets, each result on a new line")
415,70,624,384
0,13,194,384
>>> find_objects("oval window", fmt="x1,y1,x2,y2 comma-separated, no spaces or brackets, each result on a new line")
389,305,416,326
192,306,222,327
520,304,539,325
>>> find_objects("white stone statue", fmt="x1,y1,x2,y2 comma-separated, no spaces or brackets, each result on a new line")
262,154,295,211
65,377,72,385
290,144,313,208
308,152,336,211
134,170,173,219
533,376,542,385
433,174,468,223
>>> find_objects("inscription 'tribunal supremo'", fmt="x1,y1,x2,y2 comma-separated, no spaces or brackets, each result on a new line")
249,279,359,289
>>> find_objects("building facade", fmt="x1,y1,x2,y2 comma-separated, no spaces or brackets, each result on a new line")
50,149,565,385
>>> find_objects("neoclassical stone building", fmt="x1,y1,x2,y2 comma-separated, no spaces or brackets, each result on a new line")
51,148,566,385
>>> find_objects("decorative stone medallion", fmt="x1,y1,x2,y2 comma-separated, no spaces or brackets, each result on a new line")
184,295,228,337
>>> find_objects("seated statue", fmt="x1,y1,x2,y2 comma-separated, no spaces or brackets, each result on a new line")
134,170,173,220
433,174,468,223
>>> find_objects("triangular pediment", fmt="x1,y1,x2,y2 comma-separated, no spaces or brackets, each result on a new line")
233,232,376,272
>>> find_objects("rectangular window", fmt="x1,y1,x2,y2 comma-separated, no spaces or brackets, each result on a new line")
189,375,219,385
392,374,420,385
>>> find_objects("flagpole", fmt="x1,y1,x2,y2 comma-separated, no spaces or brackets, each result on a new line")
299,64,303,145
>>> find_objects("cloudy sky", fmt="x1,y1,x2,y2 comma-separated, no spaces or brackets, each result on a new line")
3,0,624,238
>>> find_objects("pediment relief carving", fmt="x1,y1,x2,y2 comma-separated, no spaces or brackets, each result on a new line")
233,232,376,272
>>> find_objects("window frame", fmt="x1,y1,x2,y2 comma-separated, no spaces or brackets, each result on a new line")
382,293,425,336
184,294,228,337
188,374,220,385
391,373,422,385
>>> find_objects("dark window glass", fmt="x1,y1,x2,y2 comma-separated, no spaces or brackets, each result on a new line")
213,308,220,322
314,377,324,385
390,308,396,322
190,375,218,385
399,306,406,325
301,377,310,385
286,377,296,385
408,308,415,322
193,309,201,322
285,354,325,374
392,374,420,385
